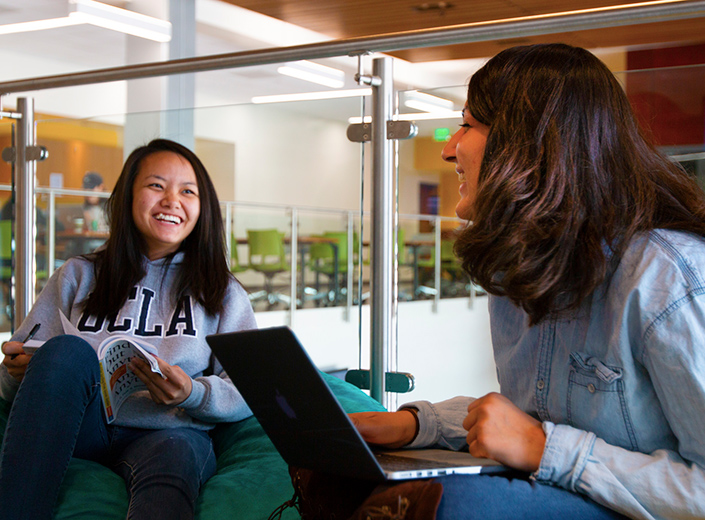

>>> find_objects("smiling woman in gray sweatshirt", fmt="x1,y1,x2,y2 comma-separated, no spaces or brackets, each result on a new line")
0,139,257,520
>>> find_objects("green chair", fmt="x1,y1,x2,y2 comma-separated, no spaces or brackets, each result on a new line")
307,231,355,305
415,238,469,297
229,235,249,275
0,220,12,280
360,227,410,302
1,221,12,325
246,229,291,307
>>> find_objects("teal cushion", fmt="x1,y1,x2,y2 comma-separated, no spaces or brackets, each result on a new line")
0,372,385,519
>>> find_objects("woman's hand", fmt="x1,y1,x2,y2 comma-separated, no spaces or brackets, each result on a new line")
349,410,417,449
462,392,546,472
1,341,31,381
129,356,193,406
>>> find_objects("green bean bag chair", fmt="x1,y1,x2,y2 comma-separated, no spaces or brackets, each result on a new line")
0,373,385,519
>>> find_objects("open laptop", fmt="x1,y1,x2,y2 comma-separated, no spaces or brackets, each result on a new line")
206,326,506,481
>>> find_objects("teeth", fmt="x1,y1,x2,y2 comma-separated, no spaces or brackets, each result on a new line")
458,173,466,183
155,213,182,224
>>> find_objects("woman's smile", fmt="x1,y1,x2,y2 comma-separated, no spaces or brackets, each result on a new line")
131,151,201,260
441,108,489,220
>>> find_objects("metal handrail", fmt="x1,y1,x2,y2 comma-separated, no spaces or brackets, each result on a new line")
0,0,704,95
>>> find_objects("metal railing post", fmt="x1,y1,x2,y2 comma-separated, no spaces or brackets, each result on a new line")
289,206,298,328
345,210,354,321
14,98,36,328
47,191,56,278
369,57,395,405
224,202,233,263
433,215,442,313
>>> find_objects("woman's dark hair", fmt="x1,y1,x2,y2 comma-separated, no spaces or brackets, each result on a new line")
82,138,232,318
455,43,705,325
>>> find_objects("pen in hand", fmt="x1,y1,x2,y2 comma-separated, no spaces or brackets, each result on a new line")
10,323,41,360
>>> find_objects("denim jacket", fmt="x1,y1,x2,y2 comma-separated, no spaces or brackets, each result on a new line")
405,229,705,519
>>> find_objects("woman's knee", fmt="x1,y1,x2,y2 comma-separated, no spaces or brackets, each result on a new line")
119,429,216,488
25,335,100,387
30,335,97,372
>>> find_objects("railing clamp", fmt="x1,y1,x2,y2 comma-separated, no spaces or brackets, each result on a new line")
2,145,49,163
347,120,418,143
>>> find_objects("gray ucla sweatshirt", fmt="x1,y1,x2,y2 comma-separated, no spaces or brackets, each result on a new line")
0,253,257,430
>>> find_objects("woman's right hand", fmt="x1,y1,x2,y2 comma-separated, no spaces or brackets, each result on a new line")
349,410,417,449
1,341,31,381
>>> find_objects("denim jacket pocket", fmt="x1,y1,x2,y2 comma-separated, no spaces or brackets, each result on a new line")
567,352,639,451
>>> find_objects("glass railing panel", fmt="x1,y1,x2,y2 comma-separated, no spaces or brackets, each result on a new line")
391,86,499,406
227,204,293,314
294,208,359,309
0,185,12,336
192,97,368,373
615,63,705,189
32,92,368,373
36,188,110,274
1,116,15,336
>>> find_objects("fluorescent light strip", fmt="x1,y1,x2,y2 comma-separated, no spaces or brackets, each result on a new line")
70,0,172,42
0,0,171,42
252,88,372,104
404,91,455,113
405,100,457,113
277,66,345,88
0,17,80,35
277,60,346,88
348,111,463,123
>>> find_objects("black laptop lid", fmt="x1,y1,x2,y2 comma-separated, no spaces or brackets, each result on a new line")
207,326,386,481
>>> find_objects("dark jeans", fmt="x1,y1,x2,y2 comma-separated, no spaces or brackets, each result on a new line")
435,472,629,519
0,335,217,520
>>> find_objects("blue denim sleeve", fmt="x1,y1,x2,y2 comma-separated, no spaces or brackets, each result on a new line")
401,396,475,451
535,422,705,520
533,294,705,520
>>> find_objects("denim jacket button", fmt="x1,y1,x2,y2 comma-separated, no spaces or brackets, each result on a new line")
588,383,596,393
537,379,545,390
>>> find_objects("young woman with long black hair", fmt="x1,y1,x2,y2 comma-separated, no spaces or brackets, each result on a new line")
0,139,256,520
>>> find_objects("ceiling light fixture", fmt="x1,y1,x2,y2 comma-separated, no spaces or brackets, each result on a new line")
277,61,346,89
0,0,172,42
403,91,456,113
252,88,371,104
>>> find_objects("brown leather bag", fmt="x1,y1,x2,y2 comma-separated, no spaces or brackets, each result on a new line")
268,467,443,520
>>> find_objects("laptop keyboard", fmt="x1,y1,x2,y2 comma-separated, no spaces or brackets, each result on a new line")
374,452,463,471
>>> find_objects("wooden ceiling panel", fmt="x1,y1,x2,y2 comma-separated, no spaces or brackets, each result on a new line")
392,18,705,62
219,0,705,61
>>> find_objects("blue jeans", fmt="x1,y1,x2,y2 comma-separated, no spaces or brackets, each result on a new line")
435,472,629,519
0,335,217,520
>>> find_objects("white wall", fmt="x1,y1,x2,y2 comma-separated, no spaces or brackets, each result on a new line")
195,102,366,209
256,296,499,409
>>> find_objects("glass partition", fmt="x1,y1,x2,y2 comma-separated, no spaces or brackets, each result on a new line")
0,185,12,335
31,91,370,375
392,86,498,406
0,116,15,335
4,57,703,403
615,63,705,187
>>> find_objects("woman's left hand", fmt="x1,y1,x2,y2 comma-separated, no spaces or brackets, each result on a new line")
462,392,546,472
129,357,193,406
